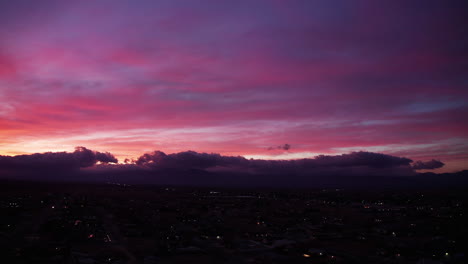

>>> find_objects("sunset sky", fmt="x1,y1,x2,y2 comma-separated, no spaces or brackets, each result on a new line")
1,0,467,173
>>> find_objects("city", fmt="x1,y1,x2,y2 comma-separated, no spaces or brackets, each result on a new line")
1,181,465,263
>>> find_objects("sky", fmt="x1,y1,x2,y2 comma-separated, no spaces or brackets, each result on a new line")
1,0,467,173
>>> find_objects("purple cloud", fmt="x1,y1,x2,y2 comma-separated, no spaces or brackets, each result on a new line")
1,147,463,188
267,144,291,151
133,150,412,174
412,159,445,170
0,146,117,171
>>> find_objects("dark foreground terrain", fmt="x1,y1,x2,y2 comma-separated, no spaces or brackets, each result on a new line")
0,181,466,264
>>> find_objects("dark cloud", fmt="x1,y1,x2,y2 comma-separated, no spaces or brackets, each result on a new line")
136,150,248,169
133,150,412,173
310,152,412,168
98,150,418,187
267,144,291,151
412,159,445,170
3,148,458,188
0,147,117,175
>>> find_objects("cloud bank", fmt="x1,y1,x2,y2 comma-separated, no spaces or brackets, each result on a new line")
4,147,457,188
0,147,117,175
3,147,467,188
134,150,412,171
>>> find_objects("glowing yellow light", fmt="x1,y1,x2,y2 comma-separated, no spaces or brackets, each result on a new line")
303,254,310,258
